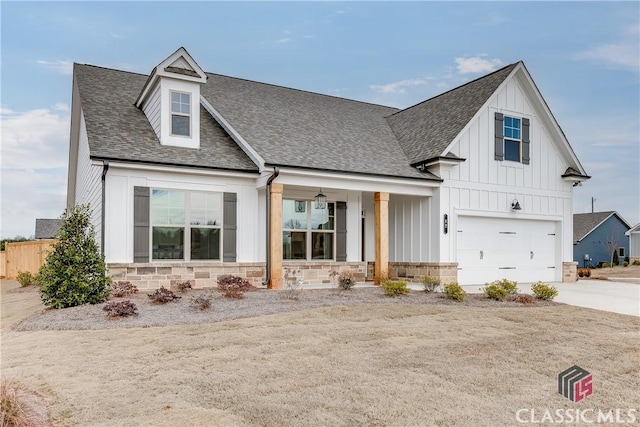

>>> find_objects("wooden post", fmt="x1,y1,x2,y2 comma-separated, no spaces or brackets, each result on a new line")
374,192,389,284
268,183,284,289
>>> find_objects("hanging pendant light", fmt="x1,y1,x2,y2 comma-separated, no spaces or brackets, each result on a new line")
314,189,327,209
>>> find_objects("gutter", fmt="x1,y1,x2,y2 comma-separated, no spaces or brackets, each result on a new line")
101,160,109,256
262,167,280,287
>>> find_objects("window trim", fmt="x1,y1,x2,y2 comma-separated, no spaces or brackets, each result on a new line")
282,199,336,261
170,91,191,137
618,247,625,257
150,188,223,262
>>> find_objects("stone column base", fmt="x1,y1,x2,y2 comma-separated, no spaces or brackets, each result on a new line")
562,262,578,282
367,261,458,285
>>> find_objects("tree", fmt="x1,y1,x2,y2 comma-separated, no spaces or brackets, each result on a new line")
39,204,110,308
604,229,619,269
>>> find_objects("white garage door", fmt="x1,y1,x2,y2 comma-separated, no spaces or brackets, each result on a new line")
457,216,557,285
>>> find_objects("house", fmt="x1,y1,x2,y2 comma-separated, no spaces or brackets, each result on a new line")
573,211,631,267
66,47,590,289
625,223,640,263
34,219,62,240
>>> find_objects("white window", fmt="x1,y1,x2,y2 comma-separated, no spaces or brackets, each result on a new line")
282,200,335,260
151,189,221,260
170,91,191,137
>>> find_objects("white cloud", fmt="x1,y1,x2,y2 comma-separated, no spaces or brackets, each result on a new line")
454,57,503,74
276,38,291,44
36,59,73,75
369,78,429,94
1,106,70,238
575,25,640,72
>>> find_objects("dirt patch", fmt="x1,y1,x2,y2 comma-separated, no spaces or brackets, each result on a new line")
587,265,640,283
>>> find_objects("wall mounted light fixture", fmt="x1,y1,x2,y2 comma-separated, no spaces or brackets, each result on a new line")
511,199,522,211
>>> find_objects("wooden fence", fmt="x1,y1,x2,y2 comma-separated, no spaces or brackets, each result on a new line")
2,240,57,280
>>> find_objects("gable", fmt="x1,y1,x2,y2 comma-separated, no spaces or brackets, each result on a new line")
441,65,588,193
574,211,631,242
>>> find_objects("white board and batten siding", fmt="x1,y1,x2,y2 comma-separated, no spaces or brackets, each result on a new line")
75,111,104,249
438,71,574,284
103,165,261,264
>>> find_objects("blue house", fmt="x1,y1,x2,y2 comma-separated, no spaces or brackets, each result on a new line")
573,211,631,267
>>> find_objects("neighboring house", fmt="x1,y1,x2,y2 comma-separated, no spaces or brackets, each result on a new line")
66,47,590,289
573,211,631,267
34,219,62,240
626,223,640,263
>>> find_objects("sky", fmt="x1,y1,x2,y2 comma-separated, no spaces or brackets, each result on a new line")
1,1,639,239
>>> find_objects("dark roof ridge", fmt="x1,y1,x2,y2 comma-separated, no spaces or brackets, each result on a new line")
386,61,521,118
204,71,400,111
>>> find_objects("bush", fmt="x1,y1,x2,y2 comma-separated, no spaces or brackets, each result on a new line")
492,279,518,294
613,250,619,266
190,294,212,310
103,300,138,318
217,275,256,299
176,281,192,292
443,283,466,302
38,204,110,309
601,262,610,268
110,281,139,297
16,271,37,287
623,261,629,267
381,279,409,297
531,282,558,301
577,268,592,277
634,260,640,266
421,275,441,293
482,283,509,301
510,294,536,305
148,286,181,304
336,270,356,290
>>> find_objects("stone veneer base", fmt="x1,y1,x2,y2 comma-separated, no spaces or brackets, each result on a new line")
367,262,459,285
107,261,367,290
562,261,578,282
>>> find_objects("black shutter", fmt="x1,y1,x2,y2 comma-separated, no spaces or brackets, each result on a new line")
133,186,150,263
522,118,530,165
494,112,504,161
223,192,237,262
336,201,347,262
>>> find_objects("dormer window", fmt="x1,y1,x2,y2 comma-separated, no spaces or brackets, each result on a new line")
171,91,191,137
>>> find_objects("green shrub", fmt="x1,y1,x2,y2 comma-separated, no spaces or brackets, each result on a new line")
16,271,36,287
634,260,640,266
443,283,466,302
38,204,110,309
531,282,558,301
482,283,509,301
421,275,441,293
613,250,619,266
337,270,356,290
492,278,518,294
601,262,610,268
381,279,409,297
623,261,629,267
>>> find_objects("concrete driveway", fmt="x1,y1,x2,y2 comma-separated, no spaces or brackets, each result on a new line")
459,280,640,317
550,280,640,317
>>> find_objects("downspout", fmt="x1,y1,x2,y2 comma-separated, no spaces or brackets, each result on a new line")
101,160,109,256
262,167,280,286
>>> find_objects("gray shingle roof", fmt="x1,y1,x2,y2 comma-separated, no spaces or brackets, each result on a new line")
387,63,519,165
573,211,616,242
35,219,62,239
74,64,258,172
200,74,438,180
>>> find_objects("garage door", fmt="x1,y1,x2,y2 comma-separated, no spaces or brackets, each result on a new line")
457,216,557,285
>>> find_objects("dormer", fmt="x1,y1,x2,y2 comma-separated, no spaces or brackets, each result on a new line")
135,47,207,149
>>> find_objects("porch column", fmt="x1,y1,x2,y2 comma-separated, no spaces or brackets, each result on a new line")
374,192,389,284
268,183,284,289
